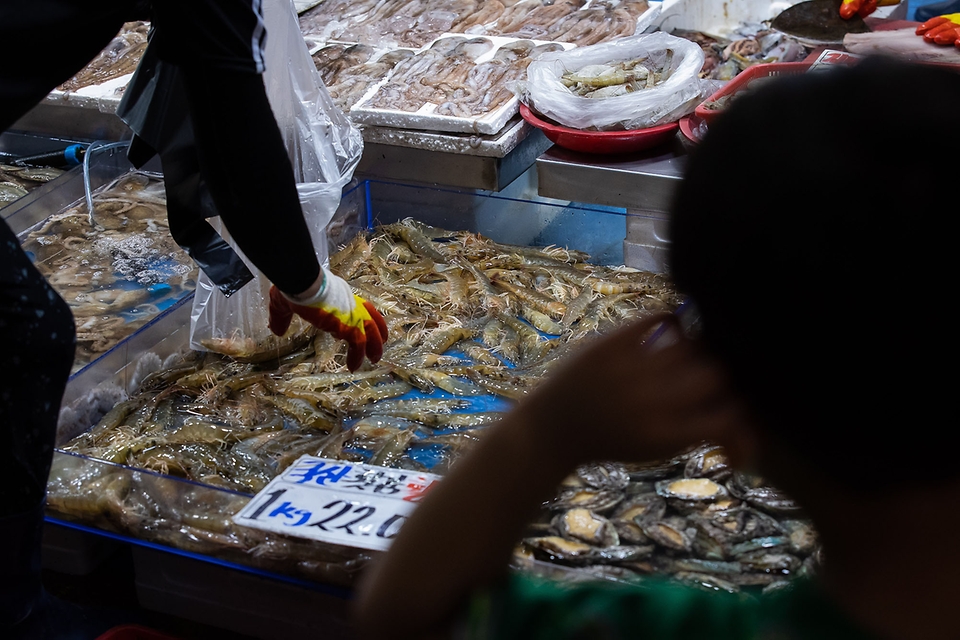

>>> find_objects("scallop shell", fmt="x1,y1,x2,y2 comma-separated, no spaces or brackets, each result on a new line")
611,493,666,525
613,520,650,545
553,508,619,547
656,477,729,503
549,488,624,514
576,462,630,491
729,535,789,558
737,550,801,575
683,443,732,481
780,519,819,556
641,517,693,552
688,518,733,561
524,535,595,562
674,571,741,594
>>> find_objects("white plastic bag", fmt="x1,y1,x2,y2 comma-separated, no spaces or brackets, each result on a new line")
189,0,364,355
518,32,706,131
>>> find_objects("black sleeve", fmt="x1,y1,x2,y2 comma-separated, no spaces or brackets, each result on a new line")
0,0,127,133
177,67,322,295
147,0,322,295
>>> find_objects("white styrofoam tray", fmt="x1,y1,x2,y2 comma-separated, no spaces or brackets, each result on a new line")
463,0,663,41
361,116,536,157
44,74,131,114
309,40,421,110
300,0,662,48
349,33,577,135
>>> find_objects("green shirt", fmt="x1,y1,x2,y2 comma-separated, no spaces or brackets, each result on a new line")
458,573,877,640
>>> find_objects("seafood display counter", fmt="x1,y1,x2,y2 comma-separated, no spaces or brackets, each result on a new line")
531,0,817,207
11,0,675,193
529,0,839,258
15,91,551,194
5,140,197,376
44,179,821,638
356,118,554,192
44,179,667,633
16,2,838,633
535,140,684,273
536,135,685,211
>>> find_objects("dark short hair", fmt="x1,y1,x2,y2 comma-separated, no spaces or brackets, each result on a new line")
669,56,959,486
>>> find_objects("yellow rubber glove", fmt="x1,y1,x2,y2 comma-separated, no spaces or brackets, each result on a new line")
267,266,388,372
916,13,960,48
840,0,900,20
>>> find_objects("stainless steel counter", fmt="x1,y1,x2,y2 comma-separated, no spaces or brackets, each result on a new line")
357,119,553,192
11,103,549,193
535,135,688,213
535,134,690,272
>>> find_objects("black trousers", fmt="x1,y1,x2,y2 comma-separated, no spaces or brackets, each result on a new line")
0,221,75,515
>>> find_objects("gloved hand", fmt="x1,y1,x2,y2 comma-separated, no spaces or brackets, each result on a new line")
268,266,388,372
839,0,899,20
916,13,960,47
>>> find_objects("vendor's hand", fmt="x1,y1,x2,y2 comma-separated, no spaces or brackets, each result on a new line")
916,13,960,47
839,0,899,20
268,267,388,371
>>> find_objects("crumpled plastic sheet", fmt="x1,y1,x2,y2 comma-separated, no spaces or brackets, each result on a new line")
517,31,707,131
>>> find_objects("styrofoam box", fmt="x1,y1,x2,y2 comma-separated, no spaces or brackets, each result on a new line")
348,0,666,136
349,34,577,136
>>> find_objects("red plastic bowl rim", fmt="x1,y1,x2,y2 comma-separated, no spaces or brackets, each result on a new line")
519,103,679,138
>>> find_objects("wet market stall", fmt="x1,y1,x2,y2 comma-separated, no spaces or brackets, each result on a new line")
11,0,937,636
41,178,821,638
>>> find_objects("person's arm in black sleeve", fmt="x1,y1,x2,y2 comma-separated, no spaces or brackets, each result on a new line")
148,0,385,370
178,67,320,296
0,0,127,133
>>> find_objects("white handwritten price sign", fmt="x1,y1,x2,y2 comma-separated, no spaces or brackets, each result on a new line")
233,456,440,552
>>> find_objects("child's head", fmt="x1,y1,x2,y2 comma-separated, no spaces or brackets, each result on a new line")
669,56,959,490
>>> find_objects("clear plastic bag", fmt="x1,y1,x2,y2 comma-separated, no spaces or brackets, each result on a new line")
517,32,706,131
189,0,364,354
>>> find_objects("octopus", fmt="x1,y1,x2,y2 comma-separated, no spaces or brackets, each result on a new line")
311,43,362,86
18,171,197,372
449,0,506,33
491,0,584,37
487,0,648,45
318,48,417,111
300,0,503,48
363,37,495,112
436,41,564,117
58,21,149,93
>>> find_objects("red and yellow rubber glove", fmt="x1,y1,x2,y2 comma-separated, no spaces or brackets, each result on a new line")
268,266,388,372
916,13,960,48
839,0,900,20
